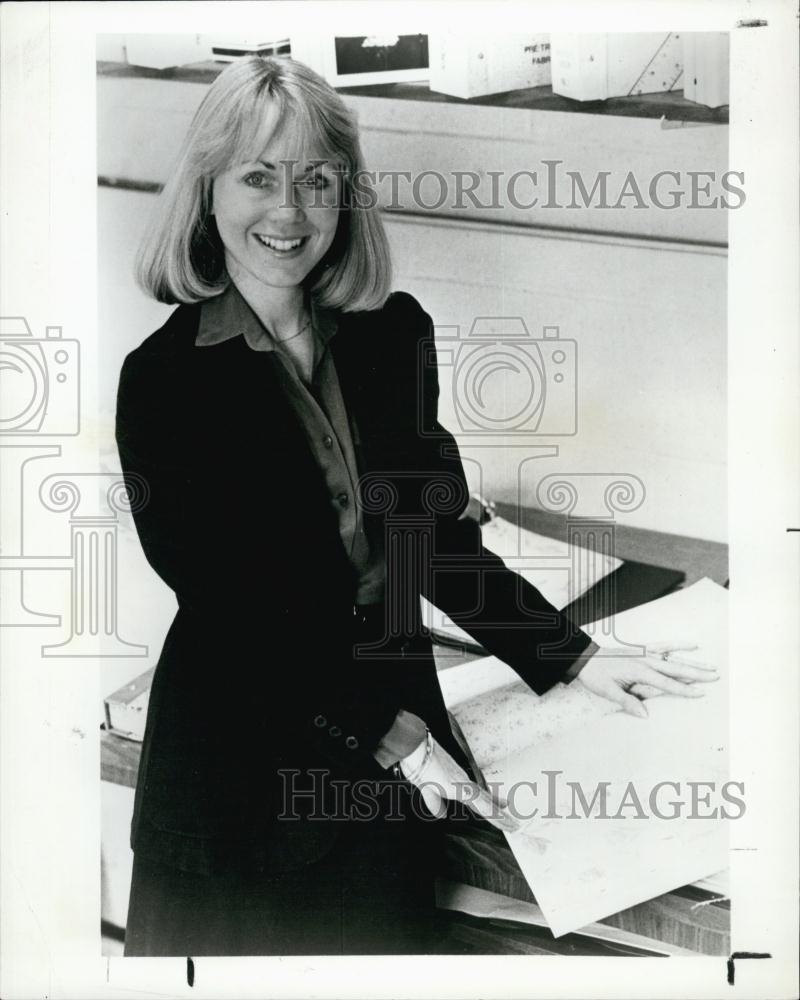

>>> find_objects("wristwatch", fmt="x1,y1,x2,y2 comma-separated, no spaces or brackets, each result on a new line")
393,727,433,781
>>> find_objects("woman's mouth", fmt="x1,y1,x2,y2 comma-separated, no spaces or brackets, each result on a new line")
254,234,309,257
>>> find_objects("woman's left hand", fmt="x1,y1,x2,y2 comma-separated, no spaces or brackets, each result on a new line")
574,641,719,718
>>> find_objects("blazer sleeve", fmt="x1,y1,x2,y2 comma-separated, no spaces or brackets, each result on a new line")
396,292,595,694
115,342,404,781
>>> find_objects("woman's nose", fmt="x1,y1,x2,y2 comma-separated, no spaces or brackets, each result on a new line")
267,200,305,226
269,166,306,219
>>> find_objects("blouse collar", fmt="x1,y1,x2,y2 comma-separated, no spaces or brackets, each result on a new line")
195,282,338,352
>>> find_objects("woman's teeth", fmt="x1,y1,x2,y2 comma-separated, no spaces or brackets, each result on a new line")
256,235,306,252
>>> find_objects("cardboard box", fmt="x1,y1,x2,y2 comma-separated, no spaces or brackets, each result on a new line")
551,32,683,102
104,668,154,742
683,33,729,108
428,34,551,99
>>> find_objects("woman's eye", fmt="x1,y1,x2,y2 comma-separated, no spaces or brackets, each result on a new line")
300,174,330,189
243,173,273,189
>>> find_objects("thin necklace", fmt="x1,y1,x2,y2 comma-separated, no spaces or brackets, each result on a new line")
270,314,312,344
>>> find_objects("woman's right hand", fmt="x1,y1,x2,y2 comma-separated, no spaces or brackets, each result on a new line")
399,733,520,833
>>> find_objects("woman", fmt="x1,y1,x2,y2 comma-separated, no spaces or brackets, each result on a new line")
116,55,716,956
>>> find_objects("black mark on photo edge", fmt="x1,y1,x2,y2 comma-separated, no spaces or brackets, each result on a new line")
727,951,771,985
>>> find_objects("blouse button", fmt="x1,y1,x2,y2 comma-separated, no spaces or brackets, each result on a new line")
329,726,342,738
345,736,359,750
337,492,349,508
323,435,333,449
313,715,327,728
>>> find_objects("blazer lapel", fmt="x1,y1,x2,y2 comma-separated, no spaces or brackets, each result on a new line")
189,333,326,485
327,317,380,437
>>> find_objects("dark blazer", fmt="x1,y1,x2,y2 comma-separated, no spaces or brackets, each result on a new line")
115,290,591,875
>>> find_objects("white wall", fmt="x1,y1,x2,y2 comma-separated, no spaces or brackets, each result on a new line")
388,214,726,541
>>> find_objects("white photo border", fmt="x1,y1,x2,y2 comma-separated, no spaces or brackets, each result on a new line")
0,1,797,998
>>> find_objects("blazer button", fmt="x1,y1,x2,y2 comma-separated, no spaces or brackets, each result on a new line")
329,725,342,737
337,492,349,508
345,736,359,750
314,715,327,728
323,435,333,449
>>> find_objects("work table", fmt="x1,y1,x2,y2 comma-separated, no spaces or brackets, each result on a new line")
101,508,729,955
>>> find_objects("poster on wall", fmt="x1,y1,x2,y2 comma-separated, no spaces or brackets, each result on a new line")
290,32,429,86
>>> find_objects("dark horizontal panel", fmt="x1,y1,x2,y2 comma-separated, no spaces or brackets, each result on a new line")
98,175,162,194
338,81,728,123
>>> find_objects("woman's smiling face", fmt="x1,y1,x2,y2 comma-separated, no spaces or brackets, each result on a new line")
211,129,343,293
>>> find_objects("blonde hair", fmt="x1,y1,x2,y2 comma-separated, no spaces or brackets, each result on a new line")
136,55,392,311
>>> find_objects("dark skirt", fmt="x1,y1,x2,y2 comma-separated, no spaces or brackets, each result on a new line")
124,606,463,956
124,799,449,956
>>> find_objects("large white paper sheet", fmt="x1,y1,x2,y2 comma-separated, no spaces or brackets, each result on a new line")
441,658,615,767
422,515,622,645
448,579,729,937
